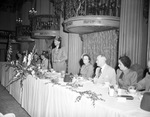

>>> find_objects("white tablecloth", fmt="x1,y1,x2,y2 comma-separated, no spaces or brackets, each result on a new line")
0,62,21,103
20,76,150,117
0,62,150,117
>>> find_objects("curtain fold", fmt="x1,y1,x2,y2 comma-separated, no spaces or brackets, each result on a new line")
68,34,82,74
147,1,150,61
119,0,147,67
34,39,53,54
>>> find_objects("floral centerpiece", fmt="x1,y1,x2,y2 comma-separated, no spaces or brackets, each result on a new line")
6,45,60,87
6,45,42,87
6,51,34,87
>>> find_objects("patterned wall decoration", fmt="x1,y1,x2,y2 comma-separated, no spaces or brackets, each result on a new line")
64,0,121,20
81,30,118,68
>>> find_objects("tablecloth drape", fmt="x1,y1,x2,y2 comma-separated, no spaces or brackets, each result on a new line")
0,62,21,103
0,62,150,117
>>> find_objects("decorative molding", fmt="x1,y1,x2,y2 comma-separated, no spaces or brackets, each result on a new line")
30,15,60,39
64,0,121,20
63,15,119,34
31,30,60,39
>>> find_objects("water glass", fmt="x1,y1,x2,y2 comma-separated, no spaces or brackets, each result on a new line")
61,70,65,78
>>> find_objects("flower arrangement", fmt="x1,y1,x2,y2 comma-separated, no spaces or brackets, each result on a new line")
6,45,59,87
75,90,105,107
6,45,40,87
45,76,105,107
6,52,35,87
6,60,32,87
67,78,105,106
6,43,12,62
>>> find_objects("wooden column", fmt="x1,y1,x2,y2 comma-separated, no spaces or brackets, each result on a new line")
60,17,68,58
68,34,82,74
147,1,150,61
119,0,147,68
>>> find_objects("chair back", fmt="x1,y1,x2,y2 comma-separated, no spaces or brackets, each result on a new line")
130,63,144,82
0,113,16,117
140,92,150,112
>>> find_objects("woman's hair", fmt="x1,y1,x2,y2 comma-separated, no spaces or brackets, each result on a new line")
54,36,62,49
34,53,39,58
82,54,91,63
16,51,22,60
41,51,49,59
119,55,131,68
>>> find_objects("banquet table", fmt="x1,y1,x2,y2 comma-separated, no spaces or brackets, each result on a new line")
0,62,150,117
0,62,21,103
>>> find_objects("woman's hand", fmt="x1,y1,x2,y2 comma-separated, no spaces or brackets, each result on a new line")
128,84,138,91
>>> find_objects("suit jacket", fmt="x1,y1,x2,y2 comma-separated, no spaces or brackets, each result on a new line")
117,69,137,89
52,47,67,72
80,63,94,79
94,64,116,85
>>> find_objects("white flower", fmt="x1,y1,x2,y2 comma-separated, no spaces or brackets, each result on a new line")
16,72,20,77
11,61,14,65
27,53,33,66
31,70,35,75
23,56,27,64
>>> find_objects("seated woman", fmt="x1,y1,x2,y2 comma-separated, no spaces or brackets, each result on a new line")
41,51,51,70
116,55,137,89
79,54,94,80
16,51,23,63
31,53,41,66
130,60,150,92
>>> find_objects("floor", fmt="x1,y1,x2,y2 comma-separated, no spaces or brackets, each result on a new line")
0,83,31,117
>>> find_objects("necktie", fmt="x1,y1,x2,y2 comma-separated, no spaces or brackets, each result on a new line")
98,67,102,77
119,72,124,79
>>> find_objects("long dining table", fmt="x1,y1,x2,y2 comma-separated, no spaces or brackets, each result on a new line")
0,62,150,117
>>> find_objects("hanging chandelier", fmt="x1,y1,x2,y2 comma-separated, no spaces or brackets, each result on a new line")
16,18,23,25
28,8,37,21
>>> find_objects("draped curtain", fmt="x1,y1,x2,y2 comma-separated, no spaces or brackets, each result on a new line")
147,0,150,61
81,30,118,68
119,0,147,68
35,39,53,54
